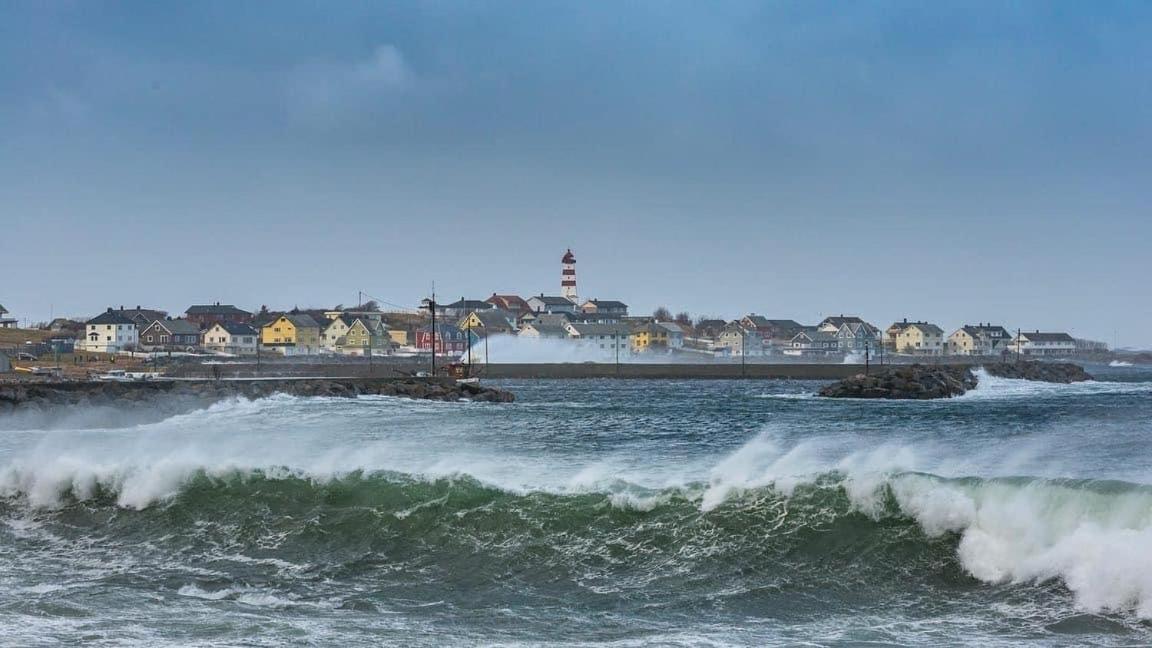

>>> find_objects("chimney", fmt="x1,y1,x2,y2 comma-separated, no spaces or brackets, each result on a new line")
119,305,124,311
106,307,113,313
136,305,141,310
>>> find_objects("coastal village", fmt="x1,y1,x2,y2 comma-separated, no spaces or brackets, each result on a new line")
0,249,1117,374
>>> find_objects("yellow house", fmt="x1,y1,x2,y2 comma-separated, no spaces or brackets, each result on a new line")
631,323,669,353
887,320,945,355
261,314,322,354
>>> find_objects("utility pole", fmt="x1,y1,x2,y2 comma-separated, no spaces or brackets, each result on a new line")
1016,327,1021,364
428,292,437,376
466,320,473,378
744,328,751,376
865,341,870,375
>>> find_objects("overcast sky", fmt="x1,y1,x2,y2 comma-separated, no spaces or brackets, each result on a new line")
2,2,1149,347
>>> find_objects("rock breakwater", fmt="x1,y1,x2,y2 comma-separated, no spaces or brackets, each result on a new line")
0,377,514,415
818,361,1093,399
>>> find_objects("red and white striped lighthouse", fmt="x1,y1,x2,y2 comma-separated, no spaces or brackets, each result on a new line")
561,248,578,302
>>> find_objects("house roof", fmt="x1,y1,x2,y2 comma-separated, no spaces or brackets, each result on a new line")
959,324,1012,339
568,323,630,337
532,312,575,326
1021,332,1076,342
149,318,200,335
520,324,569,338
908,323,944,335
464,309,517,328
582,299,628,310
213,322,258,336
284,314,321,329
792,329,838,342
486,294,532,312
186,304,251,316
0,304,7,315
531,295,576,306
820,315,865,327
442,299,493,312
87,309,137,326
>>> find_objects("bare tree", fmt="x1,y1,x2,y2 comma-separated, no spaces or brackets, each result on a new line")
653,306,672,322
674,312,692,326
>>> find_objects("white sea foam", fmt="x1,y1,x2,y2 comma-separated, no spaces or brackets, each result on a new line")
1110,360,1134,367
960,368,1152,401
702,430,1152,619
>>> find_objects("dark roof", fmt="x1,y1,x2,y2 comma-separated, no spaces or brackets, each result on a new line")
486,294,532,312
1022,332,1076,342
532,295,575,306
583,299,628,310
444,299,493,311
568,323,630,336
520,324,569,337
148,318,200,335
213,322,258,336
562,249,576,264
820,315,865,327
87,309,137,326
277,314,320,329
466,310,517,328
186,304,251,316
909,322,944,335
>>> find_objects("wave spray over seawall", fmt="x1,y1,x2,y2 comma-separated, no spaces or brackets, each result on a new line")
2,370,1152,646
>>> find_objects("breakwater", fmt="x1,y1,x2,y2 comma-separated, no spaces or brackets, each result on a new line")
0,377,513,415
818,361,1092,399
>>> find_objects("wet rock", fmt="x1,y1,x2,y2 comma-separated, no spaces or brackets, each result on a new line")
818,364,977,399
982,361,1092,383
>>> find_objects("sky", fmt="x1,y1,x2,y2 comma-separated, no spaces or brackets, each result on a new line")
1,1,1149,347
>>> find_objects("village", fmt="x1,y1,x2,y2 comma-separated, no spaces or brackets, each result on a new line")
0,249,1114,375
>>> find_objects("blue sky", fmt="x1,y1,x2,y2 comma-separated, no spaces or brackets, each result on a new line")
1,1,1149,346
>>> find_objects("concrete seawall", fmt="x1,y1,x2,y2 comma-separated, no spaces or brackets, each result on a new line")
167,362,898,380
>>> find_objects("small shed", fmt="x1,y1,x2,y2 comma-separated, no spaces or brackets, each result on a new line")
0,353,12,373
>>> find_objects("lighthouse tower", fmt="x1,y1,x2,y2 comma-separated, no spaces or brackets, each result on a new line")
561,248,578,302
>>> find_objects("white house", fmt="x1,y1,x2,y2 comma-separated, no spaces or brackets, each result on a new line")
1008,331,1077,357
321,316,355,352
78,308,139,353
565,322,632,358
0,303,16,328
785,329,841,357
518,323,570,339
201,322,259,356
947,324,1013,356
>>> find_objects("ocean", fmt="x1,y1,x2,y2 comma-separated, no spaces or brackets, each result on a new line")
2,365,1151,646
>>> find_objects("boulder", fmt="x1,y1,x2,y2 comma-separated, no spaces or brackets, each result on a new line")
819,364,977,399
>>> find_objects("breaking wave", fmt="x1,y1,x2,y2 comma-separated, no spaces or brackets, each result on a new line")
3,454,1152,619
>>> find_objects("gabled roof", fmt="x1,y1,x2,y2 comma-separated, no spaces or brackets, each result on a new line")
530,295,576,306
792,329,838,342
820,315,865,328
519,323,569,338
148,318,200,336
486,294,532,312
0,304,7,315
280,314,320,329
567,322,630,337
87,309,137,326
443,299,493,311
582,299,628,310
908,322,944,335
532,312,575,326
1020,331,1076,342
464,309,517,329
186,304,251,316
211,322,258,336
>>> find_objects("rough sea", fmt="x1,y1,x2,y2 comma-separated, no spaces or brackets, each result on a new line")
2,364,1151,646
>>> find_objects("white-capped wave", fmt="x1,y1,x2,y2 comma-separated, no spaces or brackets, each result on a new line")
960,368,1152,401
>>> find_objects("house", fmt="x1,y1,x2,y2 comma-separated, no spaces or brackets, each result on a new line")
201,322,259,355
527,294,578,314
261,314,322,355
340,318,389,356
323,308,384,324
321,316,356,352
947,324,1013,356
834,321,882,353
565,322,632,357
715,322,764,357
631,322,685,353
486,294,533,317
416,323,469,355
785,329,841,357
518,323,570,339
887,319,945,355
78,308,139,353
458,309,518,336
109,306,169,328
184,303,253,328
694,319,728,340
439,298,494,320
1008,331,1077,357
139,318,202,351
740,315,806,350
47,318,83,334
817,315,868,334
0,304,16,328
580,299,629,318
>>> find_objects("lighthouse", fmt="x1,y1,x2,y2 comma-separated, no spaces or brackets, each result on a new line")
561,248,578,302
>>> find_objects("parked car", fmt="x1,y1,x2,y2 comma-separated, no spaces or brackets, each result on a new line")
16,352,37,361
